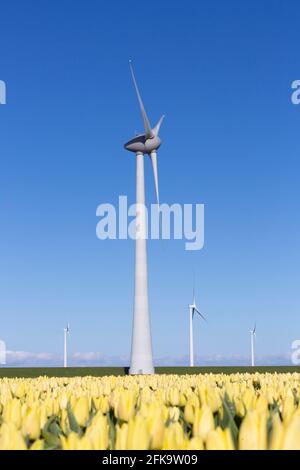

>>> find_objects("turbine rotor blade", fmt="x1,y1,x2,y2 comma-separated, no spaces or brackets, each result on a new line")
150,151,159,206
129,61,153,139
193,277,195,306
195,308,206,321
153,115,165,136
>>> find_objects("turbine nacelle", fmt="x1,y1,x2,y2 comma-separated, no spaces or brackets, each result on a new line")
189,304,206,321
124,133,161,154
250,324,256,336
189,286,206,321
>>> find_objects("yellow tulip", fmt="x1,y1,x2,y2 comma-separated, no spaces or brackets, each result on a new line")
30,439,44,450
169,407,180,422
85,412,109,449
254,395,268,414
281,411,300,450
179,392,187,406
193,405,214,440
184,394,200,424
14,382,26,399
94,396,109,414
22,407,41,441
59,393,68,410
146,406,165,449
269,413,284,450
60,408,70,435
167,387,181,407
72,396,90,427
187,437,204,450
234,397,246,418
126,415,150,450
0,423,27,450
184,401,195,424
61,432,90,450
115,389,136,422
2,398,22,428
162,422,188,450
238,410,267,450
199,385,221,413
39,405,49,429
206,427,234,450
115,423,128,450
282,394,296,424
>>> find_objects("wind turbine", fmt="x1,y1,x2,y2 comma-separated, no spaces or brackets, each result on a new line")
250,324,256,367
63,323,70,368
124,61,164,375
189,287,206,367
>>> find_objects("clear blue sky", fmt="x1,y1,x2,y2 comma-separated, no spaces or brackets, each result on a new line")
0,0,299,365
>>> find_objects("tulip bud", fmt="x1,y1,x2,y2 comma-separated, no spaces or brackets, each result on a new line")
60,408,70,435
60,393,68,410
2,399,22,428
193,405,214,441
238,410,267,450
115,423,128,450
115,390,136,422
126,415,150,450
14,382,26,399
206,387,221,413
206,427,234,450
187,437,204,450
167,388,181,407
146,406,165,449
73,396,90,427
61,432,89,450
281,411,300,450
0,423,27,450
282,395,296,424
162,422,188,450
269,413,284,450
30,439,44,450
169,407,180,422
22,407,41,441
96,396,110,414
86,412,109,450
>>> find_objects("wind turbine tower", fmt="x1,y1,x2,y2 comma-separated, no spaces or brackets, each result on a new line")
250,324,256,367
124,62,164,375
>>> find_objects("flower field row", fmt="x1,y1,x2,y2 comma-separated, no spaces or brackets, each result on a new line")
1,372,300,450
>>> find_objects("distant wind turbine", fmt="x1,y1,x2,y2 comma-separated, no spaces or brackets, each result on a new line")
63,323,70,368
250,324,256,367
189,287,206,367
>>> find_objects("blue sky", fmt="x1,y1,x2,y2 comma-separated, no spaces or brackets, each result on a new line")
0,0,299,366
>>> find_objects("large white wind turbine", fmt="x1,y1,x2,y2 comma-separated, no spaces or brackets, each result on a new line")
189,288,206,367
63,323,70,368
124,61,164,375
250,324,256,367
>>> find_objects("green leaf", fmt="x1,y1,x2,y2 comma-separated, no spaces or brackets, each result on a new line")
41,416,62,449
221,393,239,447
67,405,81,434
42,429,61,449
108,409,116,450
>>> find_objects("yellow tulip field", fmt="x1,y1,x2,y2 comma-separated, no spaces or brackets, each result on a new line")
1,372,300,450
